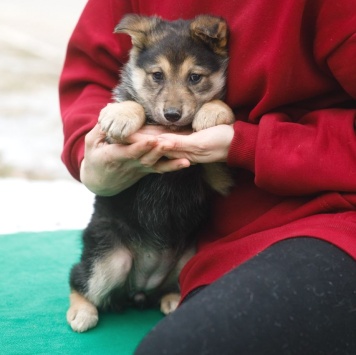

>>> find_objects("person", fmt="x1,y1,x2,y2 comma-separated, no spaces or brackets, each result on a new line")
59,0,356,353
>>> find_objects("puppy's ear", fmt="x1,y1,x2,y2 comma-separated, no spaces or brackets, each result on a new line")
114,14,161,49
190,15,229,55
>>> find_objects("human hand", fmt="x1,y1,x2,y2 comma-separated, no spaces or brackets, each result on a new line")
80,124,191,196
138,124,234,166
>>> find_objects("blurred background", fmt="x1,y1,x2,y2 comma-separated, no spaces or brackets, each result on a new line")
0,0,95,233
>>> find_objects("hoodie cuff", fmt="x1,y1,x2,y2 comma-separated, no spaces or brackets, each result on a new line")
227,121,258,172
61,137,85,182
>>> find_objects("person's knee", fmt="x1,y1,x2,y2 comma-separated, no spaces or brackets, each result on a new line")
135,238,356,354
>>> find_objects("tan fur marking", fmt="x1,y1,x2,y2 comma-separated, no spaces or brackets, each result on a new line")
114,15,162,48
190,15,229,55
67,291,99,332
178,57,196,78
154,56,174,81
202,163,234,196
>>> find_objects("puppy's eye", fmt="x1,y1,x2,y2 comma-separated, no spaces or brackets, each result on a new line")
189,73,202,84
152,72,164,82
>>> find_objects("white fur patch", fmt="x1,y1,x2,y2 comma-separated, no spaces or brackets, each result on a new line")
131,67,146,93
86,248,133,306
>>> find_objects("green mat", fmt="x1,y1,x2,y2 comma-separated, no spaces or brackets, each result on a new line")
0,230,163,355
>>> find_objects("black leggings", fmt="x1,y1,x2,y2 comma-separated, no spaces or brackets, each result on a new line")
135,238,356,355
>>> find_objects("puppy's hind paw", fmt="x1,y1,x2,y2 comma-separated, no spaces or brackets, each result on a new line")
67,305,99,333
160,293,181,315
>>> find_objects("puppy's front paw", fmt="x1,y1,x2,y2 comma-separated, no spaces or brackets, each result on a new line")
67,304,99,333
98,101,145,142
193,99,234,131
160,293,181,315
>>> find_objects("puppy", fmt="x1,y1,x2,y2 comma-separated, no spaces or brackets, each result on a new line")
67,14,234,333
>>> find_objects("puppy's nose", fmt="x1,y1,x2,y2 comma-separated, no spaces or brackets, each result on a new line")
164,108,182,122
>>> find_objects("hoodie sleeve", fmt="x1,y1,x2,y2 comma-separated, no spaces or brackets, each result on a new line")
59,0,132,180
227,0,356,196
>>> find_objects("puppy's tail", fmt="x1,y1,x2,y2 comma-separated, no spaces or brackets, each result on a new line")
203,163,234,196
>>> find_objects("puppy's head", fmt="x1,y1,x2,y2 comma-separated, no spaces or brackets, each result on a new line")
114,15,229,128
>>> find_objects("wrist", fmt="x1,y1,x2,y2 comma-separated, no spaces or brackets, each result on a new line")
219,124,235,162
79,159,108,196
80,159,144,196
80,159,101,194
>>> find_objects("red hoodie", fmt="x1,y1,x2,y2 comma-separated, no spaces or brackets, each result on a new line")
59,0,356,299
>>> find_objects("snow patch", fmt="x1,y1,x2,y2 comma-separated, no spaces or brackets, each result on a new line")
0,178,95,235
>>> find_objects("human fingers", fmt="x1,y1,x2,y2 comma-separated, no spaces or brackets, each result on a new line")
134,125,192,137
158,133,195,150
104,134,159,161
156,134,204,161
136,141,172,166
153,158,191,173
121,129,192,171
85,123,107,148
127,128,194,162
134,125,172,136
157,125,234,163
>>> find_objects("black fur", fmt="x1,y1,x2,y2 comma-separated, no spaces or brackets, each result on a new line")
70,165,214,308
